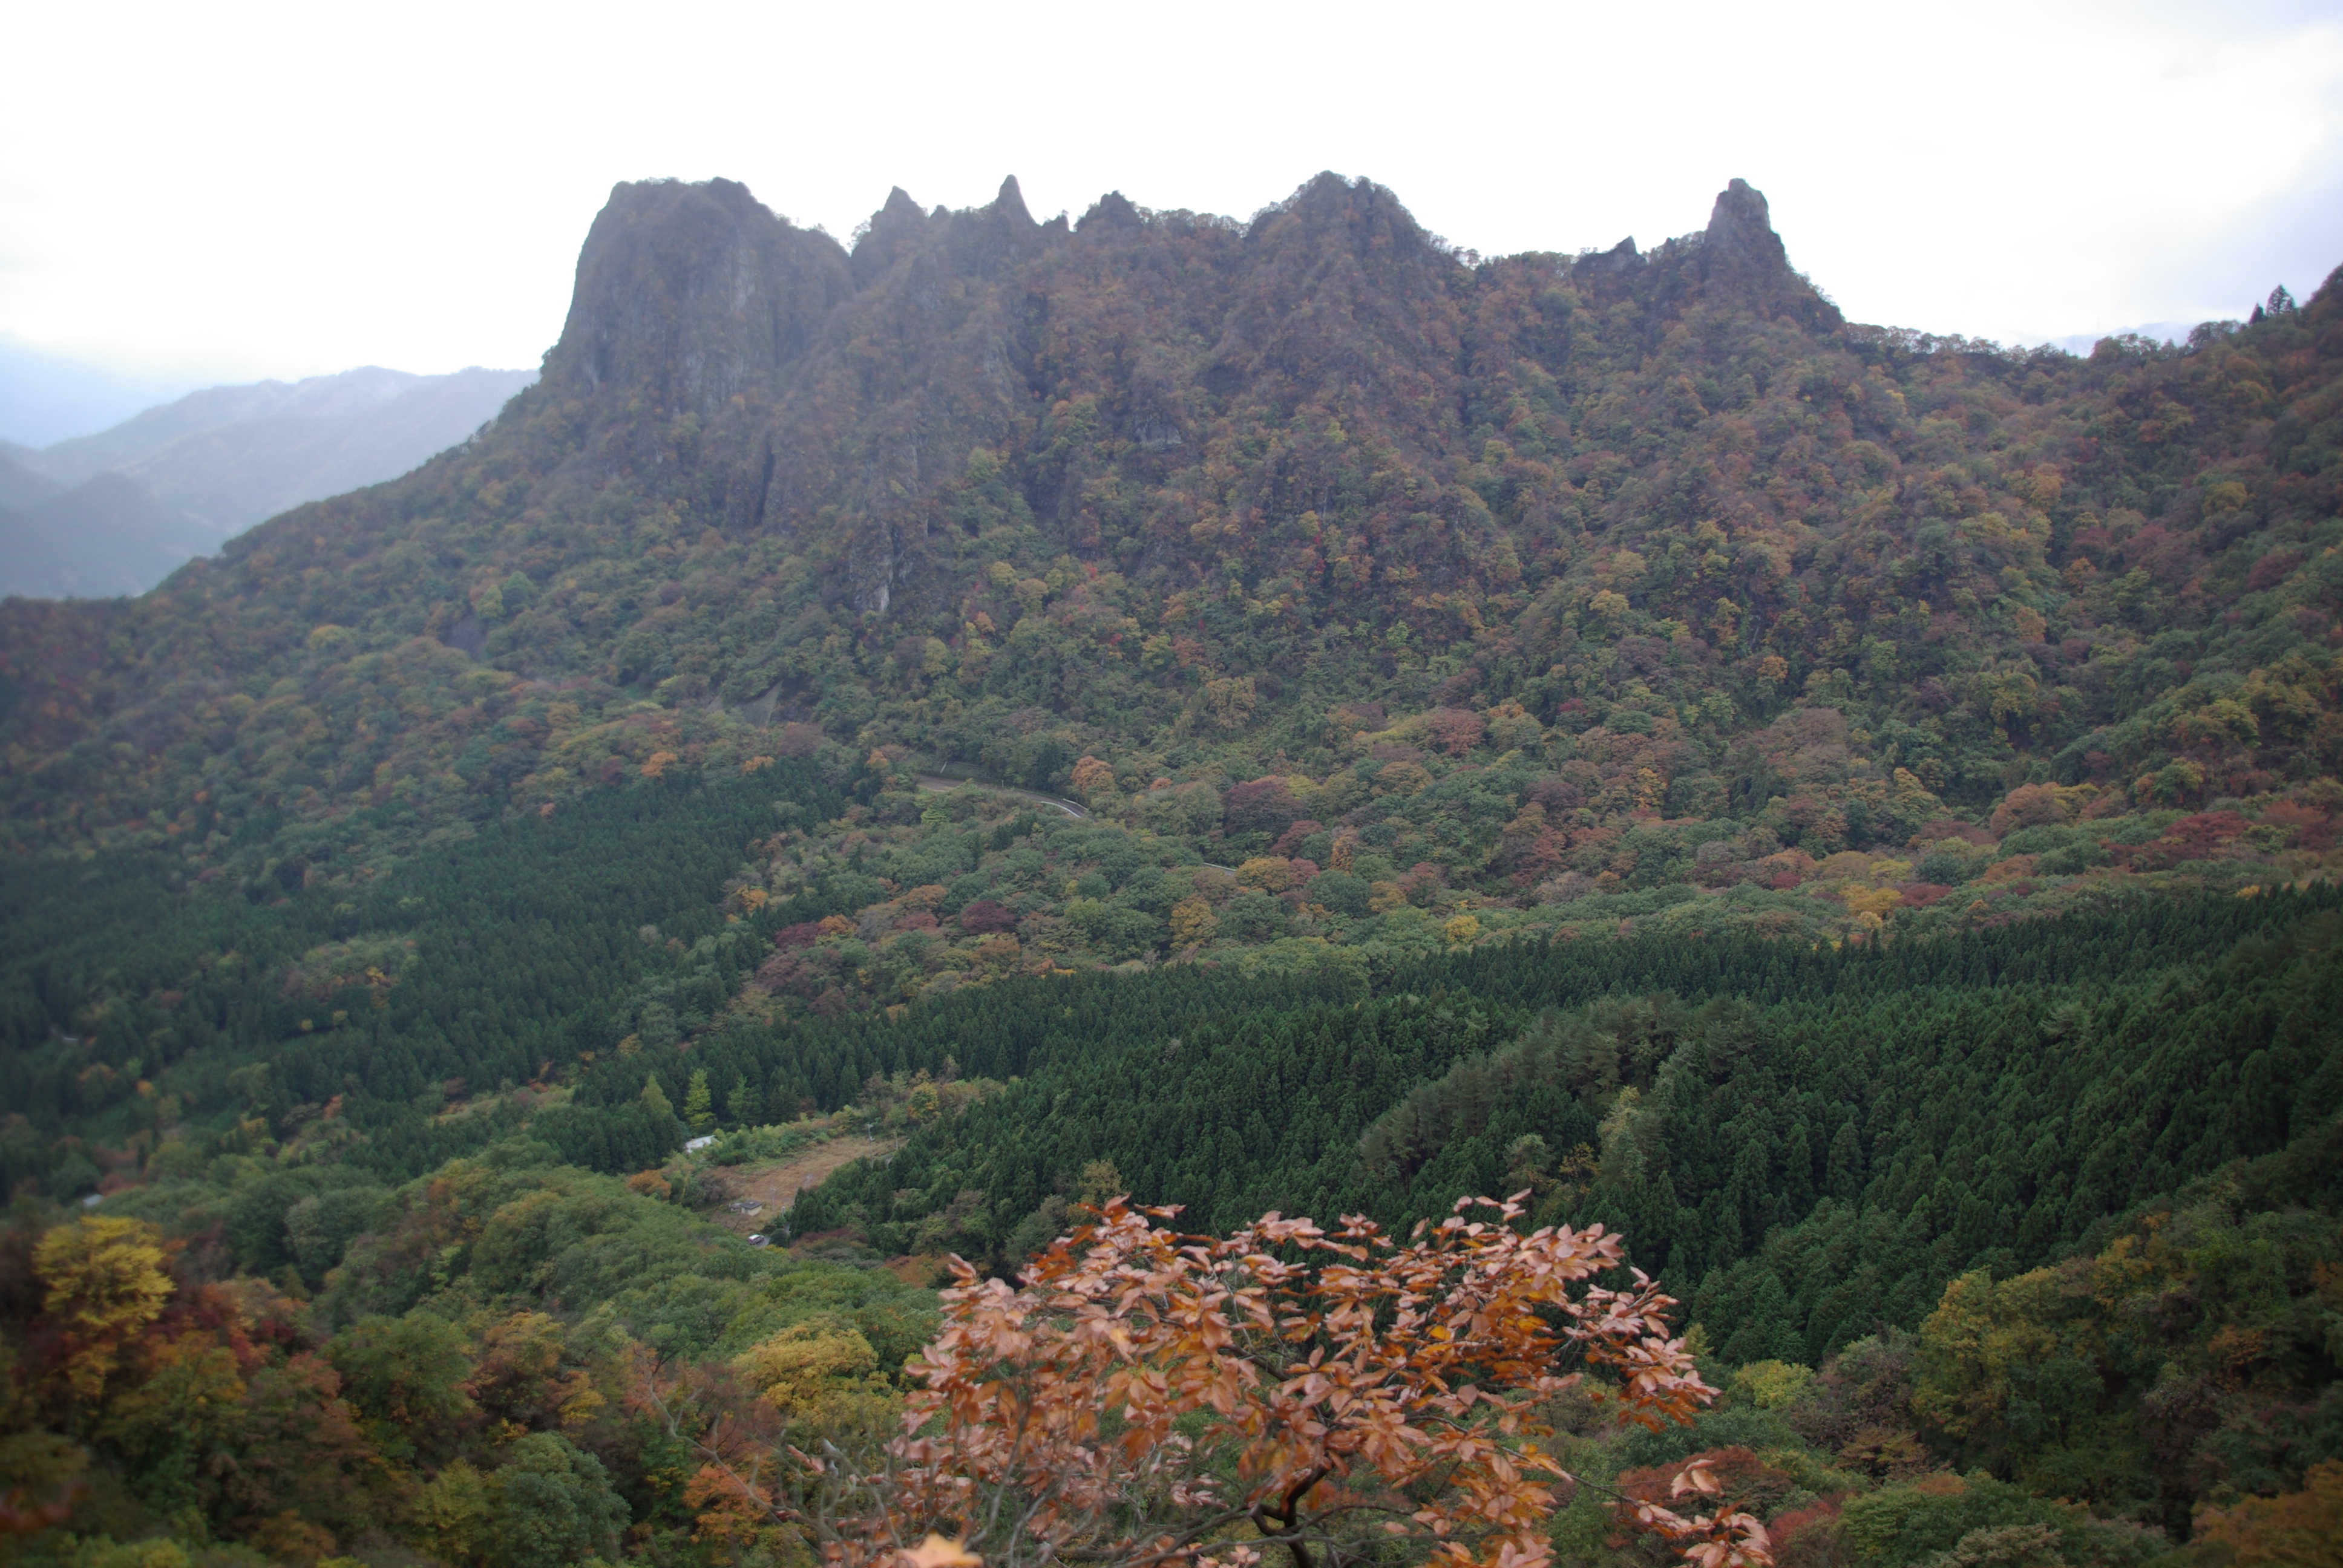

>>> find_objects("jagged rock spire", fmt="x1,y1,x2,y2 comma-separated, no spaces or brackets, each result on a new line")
851,185,936,286
1698,178,1835,325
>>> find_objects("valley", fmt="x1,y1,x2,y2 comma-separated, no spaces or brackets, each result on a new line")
0,167,2337,1568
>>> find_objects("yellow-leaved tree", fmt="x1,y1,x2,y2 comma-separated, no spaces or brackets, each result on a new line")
34,1217,173,1403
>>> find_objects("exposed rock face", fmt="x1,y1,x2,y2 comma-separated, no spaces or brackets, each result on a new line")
544,178,854,423
945,175,1052,281
850,186,940,288
30,169,1857,624
1697,178,1837,326
401,171,1852,607
1591,237,1641,273
536,178,856,534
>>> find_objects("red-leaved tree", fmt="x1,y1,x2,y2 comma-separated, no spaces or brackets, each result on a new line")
673,1195,1771,1568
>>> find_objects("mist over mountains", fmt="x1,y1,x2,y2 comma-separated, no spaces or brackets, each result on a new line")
0,333,229,449
0,364,534,598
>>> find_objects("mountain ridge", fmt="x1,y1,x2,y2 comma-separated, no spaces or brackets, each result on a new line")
0,364,534,598
0,171,2336,968
28,365,442,485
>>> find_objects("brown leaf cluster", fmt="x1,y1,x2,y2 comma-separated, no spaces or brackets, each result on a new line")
786,1194,1768,1568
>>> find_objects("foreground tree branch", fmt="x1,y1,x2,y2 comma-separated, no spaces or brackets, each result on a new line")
744,1193,1772,1568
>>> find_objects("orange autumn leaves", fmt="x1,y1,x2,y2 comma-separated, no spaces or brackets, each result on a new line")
790,1195,1769,1568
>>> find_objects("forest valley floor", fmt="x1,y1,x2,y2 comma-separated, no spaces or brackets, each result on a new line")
1,884,2338,1568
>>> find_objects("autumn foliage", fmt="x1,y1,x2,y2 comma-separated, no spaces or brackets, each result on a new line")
751,1195,1769,1568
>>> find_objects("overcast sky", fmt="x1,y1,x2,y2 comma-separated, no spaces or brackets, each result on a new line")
3,0,2340,399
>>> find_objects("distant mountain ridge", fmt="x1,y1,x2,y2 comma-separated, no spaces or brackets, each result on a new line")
0,473,212,599
0,447,59,511
0,332,228,448
0,364,534,598
2038,320,2202,355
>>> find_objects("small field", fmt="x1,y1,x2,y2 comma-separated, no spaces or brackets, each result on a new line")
701,1133,903,1237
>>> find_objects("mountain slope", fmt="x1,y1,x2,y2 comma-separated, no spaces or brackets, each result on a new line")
1,174,2339,1568
0,446,61,510
0,174,2336,959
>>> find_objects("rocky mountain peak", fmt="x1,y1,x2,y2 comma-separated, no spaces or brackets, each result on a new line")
851,186,939,286
544,177,853,422
990,175,1034,227
1078,191,1145,232
1697,177,1835,325
1261,172,1436,258
945,175,1047,280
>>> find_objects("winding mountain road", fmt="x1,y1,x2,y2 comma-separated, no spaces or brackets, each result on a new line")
914,773,1089,818
912,773,1238,871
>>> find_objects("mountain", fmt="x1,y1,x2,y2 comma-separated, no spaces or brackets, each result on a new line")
0,445,61,510
24,364,529,488
0,471,215,598
2039,320,2203,355
1,364,534,597
1,173,2335,927
0,173,2339,1568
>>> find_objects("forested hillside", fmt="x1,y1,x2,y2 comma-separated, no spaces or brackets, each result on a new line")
0,172,2339,1568
2,174,2339,994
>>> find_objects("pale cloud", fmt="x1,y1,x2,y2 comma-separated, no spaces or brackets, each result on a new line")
1,0,2338,382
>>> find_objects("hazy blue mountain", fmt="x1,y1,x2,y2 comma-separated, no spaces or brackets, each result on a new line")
2,364,534,598
0,472,213,598
102,366,536,535
0,449,61,511
2041,319,2204,353
31,365,450,483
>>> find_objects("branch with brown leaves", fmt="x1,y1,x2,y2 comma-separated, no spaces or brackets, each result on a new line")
773,1194,1769,1568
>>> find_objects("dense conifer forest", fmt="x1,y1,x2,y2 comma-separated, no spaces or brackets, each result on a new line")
1,171,2338,1567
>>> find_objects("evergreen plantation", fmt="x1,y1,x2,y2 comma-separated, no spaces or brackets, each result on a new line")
0,170,2339,1567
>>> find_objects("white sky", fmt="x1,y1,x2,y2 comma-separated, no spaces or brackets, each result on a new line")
3,0,2341,385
